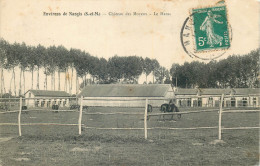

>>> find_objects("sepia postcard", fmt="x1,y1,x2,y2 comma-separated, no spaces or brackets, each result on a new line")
0,0,259,165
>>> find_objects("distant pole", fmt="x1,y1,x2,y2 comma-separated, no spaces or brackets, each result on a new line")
18,97,22,136
144,99,148,139
176,77,177,87
78,95,83,135
218,94,224,140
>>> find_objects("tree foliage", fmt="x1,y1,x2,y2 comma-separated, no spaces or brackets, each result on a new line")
0,37,258,96
170,49,260,88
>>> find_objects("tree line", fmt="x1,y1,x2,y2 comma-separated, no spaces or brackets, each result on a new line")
0,38,259,97
0,38,169,96
170,49,259,88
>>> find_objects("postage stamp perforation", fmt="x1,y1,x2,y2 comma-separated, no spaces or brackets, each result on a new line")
180,0,232,61
192,5,230,52
181,15,229,61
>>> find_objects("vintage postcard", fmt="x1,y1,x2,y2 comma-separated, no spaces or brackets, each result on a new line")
0,0,259,165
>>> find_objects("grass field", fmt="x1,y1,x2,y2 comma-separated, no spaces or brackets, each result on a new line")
0,107,259,166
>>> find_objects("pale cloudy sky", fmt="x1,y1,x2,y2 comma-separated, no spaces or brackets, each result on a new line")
0,0,259,69
0,0,259,94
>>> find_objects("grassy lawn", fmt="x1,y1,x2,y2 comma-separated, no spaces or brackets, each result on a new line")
0,107,259,166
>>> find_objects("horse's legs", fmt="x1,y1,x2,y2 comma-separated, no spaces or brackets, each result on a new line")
160,106,166,121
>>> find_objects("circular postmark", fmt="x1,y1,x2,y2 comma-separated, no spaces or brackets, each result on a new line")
180,7,232,60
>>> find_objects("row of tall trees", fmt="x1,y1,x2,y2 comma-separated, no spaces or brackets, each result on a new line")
170,49,259,88
1,38,258,97
0,38,168,96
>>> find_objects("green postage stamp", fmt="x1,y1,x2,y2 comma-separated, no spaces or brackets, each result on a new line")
191,6,230,51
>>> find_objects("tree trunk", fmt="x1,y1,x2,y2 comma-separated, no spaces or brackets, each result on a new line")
2,80,5,95
53,71,55,91
1,68,6,94
76,72,79,94
51,72,53,90
23,70,25,94
37,66,40,90
31,68,34,89
46,74,48,90
84,74,86,88
19,68,22,96
64,68,67,92
64,69,66,92
70,67,73,94
44,68,47,90
68,68,71,94
10,71,13,94
0,67,3,97
13,67,16,96
58,70,61,90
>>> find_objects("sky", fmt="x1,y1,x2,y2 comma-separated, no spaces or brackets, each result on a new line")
0,0,259,69
0,0,259,94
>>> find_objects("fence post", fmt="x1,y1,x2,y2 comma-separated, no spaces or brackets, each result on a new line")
144,99,148,139
78,95,83,135
218,94,224,140
18,97,22,136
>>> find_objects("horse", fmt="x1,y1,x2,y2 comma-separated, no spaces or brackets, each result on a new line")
160,103,181,120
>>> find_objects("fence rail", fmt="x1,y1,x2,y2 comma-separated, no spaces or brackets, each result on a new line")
0,123,83,126
0,95,259,141
222,110,260,113
0,97,77,100
148,109,219,116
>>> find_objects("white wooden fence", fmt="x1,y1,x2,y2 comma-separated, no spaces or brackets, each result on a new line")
0,95,259,141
